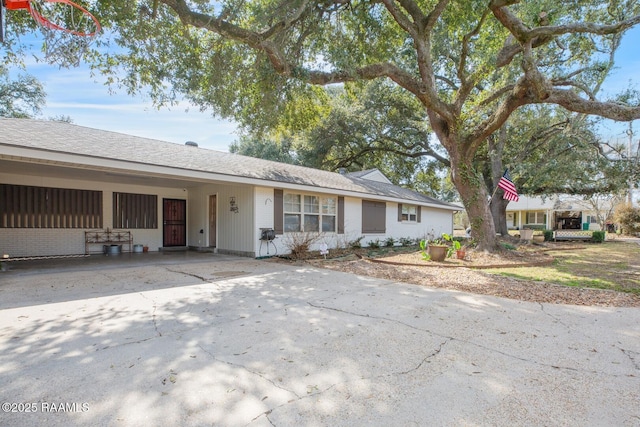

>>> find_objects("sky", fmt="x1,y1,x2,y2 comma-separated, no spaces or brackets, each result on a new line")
7,22,640,153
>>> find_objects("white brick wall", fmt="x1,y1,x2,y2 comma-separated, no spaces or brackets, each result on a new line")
0,229,85,257
0,173,185,257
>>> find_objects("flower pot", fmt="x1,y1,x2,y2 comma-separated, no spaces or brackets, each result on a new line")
456,249,466,260
519,229,534,240
532,235,544,243
427,245,448,262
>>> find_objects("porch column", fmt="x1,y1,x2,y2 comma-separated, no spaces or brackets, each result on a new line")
518,211,523,229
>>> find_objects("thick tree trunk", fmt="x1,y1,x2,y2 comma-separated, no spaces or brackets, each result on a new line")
488,129,511,237
450,156,501,252
490,195,511,237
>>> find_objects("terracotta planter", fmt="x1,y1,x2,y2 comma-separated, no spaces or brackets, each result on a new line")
456,249,466,260
427,245,448,262
532,235,544,243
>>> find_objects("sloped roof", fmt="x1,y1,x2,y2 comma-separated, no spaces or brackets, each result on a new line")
346,169,392,184
0,118,459,210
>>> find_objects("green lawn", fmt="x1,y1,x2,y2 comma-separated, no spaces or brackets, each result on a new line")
487,241,640,294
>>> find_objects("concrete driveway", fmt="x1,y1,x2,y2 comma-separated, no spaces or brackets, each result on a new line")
1,254,639,426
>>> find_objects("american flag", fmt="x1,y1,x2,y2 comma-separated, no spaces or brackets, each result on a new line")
497,169,519,202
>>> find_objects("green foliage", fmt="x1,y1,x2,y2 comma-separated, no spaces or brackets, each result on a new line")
543,230,554,242
420,233,459,259
229,134,299,164
384,237,395,248
368,239,381,249
0,66,46,118
591,231,606,243
614,204,640,235
524,224,546,230
348,236,364,249
501,242,517,251
399,237,415,247
3,0,637,253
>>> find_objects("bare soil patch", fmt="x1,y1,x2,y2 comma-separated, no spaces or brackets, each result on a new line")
273,241,640,307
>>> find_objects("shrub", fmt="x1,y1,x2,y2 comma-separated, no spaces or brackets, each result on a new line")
501,242,516,250
592,231,606,243
614,204,640,235
368,239,381,249
523,224,546,230
282,232,322,259
348,236,364,249
399,237,414,247
384,237,395,247
543,230,554,241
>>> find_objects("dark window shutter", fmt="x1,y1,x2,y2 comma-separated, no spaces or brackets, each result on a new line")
338,196,344,234
417,206,422,223
274,189,283,235
362,200,386,233
398,203,403,222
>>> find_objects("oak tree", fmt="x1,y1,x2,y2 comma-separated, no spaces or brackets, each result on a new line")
5,0,640,250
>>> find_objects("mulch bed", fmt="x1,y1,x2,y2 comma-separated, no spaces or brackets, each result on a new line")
272,242,640,307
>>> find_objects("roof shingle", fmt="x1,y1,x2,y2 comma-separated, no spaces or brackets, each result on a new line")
1,118,459,209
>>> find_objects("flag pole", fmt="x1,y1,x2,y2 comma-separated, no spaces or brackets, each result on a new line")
489,169,506,204
489,184,501,205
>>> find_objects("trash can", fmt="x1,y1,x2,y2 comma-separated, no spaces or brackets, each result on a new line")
133,244,143,253
582,223,589,230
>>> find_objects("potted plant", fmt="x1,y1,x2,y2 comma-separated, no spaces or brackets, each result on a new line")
420,233,457,262
454,241,467,259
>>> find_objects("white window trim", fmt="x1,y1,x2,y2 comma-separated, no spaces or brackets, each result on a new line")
284,192,337,233
526,211,546,224
401,204,418,223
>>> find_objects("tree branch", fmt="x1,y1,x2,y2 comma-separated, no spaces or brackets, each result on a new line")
528,15,640,39
544,89,640,121
380,0,419,38
457,9,492,110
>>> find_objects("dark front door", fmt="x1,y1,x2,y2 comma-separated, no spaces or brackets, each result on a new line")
163,199,186,247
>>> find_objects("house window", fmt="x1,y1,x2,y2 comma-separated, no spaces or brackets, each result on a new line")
284,193,337,232
362,200,386,233
401,205,418,222
321,197,336,232
526,211,546,225
0,184,102,228
113,192,157,229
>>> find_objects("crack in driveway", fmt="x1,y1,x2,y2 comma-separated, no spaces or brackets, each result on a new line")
197,344,301,399
307,301,635,378
138,292,162,337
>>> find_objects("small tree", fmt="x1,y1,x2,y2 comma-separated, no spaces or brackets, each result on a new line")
564,193,625,231
614,204,640,235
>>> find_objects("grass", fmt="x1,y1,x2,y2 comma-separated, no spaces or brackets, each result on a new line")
487,241,640,295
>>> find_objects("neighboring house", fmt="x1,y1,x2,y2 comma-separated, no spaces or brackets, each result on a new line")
0,118,460,258
505,195,608,231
